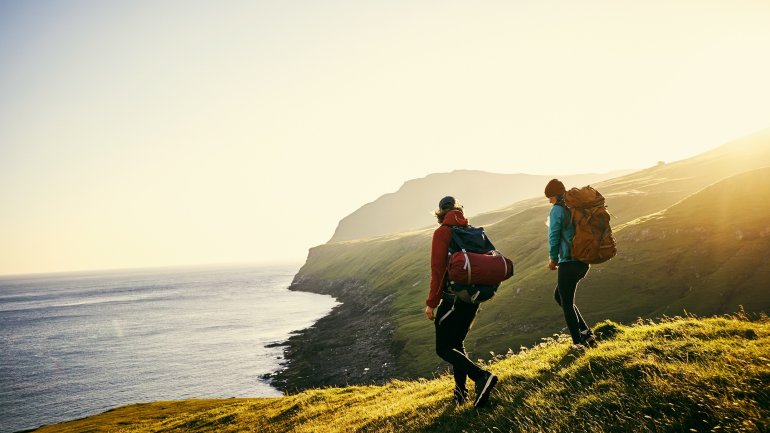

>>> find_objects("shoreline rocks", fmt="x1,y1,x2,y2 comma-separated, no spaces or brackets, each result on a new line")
268,275,397,392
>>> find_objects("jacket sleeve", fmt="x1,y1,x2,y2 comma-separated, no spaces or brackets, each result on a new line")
548,206,562,261
426,226,451,308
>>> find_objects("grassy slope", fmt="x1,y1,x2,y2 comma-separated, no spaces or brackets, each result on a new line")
35,315,770,433
597,166,770,317
297,129,770,378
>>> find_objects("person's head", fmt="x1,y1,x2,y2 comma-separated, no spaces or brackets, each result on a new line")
434,195,462,223
544,179,566,204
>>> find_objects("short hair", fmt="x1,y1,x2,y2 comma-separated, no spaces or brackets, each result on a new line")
434,205,463,223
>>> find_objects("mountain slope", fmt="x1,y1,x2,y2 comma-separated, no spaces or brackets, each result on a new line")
606,166,770,315
328,170,631,242
33,316,770,433
276,128,770,389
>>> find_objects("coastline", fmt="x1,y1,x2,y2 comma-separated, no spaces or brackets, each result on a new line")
267,274,397,392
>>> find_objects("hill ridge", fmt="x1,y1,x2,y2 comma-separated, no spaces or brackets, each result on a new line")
329,169,633,243
613,165,770,232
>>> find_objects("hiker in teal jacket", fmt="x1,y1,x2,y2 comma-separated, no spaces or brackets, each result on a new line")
545,179,597,348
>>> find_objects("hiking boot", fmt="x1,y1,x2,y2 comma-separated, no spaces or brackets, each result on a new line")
571,343,588,351
453,386,468,405
473,371,498,408
580,333,598,348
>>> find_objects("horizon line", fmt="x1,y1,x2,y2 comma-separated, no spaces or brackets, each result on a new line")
0,259,307,280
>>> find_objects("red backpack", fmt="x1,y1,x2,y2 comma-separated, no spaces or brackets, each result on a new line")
444,225,514,303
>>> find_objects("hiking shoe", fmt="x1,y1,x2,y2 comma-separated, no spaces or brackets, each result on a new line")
453,386,468,405
473,372,498,408
580,333,598,348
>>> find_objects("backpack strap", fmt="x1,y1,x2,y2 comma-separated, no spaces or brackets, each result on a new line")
555,203,570,229
442,225,473,288
441,224,456,291
450,226,467,250
447,227,473,283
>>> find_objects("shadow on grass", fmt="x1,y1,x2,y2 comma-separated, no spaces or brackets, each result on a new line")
410,347,589,433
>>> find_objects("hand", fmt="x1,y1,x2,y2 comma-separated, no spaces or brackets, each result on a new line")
548,259,558,270
425,306,435,321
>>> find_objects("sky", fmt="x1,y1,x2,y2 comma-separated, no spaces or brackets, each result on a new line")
1,0,769,276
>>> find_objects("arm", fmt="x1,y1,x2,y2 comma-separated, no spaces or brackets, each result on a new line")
426,226,451,309
548,206,563,263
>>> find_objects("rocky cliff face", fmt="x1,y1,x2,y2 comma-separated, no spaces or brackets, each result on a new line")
268,275,397,392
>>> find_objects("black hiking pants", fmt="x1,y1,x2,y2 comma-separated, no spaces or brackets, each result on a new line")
435,296,485,392
554,260,591,344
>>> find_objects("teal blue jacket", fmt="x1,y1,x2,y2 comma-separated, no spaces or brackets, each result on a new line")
548,204,576,263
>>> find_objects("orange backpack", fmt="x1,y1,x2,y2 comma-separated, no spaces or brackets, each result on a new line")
564,186,617,264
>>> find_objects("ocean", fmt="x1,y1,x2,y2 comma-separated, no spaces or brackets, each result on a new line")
0,264,338,433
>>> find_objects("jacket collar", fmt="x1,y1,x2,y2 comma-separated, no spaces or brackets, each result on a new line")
442,210,468,227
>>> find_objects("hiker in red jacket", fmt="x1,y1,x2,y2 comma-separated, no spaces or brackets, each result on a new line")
425,196,498,408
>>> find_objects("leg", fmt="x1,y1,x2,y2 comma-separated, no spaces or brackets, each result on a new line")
572,262,590,333
556,275,589,333
556,261,589,344
450,302,497,407
573,304,589,333
556,283,588,332
435,301,485,384
451,339,469,392
449,303,480,391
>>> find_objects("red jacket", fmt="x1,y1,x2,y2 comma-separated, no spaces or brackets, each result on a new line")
426,210,469,308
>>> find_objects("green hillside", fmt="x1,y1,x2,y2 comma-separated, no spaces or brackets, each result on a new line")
34,315,770,433
600,166,770,316
275,128,770,388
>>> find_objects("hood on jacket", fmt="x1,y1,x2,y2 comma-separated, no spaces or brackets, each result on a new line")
442,209,468,227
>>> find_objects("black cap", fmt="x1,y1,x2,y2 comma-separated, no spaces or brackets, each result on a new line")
438,196,456,210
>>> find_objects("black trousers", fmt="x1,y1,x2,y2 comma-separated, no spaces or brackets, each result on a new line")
554,260,591,344
435,296,485,391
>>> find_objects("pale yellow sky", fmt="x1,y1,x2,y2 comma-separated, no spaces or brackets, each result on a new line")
1,0,769,275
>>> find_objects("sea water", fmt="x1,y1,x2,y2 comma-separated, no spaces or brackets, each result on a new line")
0,264,338,433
